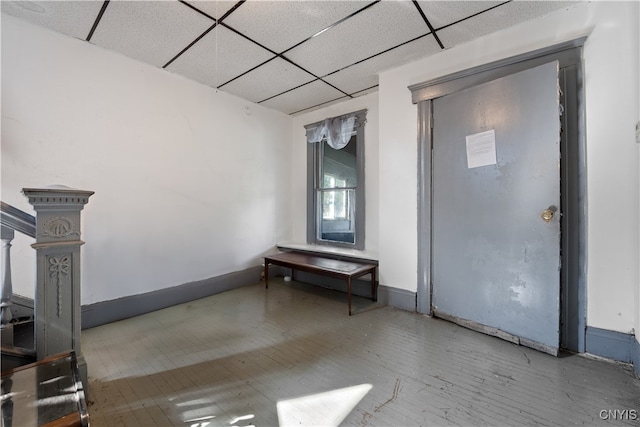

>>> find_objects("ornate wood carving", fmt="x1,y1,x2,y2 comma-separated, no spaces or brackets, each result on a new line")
41,217,80,239
48,255,70,317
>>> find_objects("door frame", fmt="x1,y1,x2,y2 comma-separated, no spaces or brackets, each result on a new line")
409,38,587,352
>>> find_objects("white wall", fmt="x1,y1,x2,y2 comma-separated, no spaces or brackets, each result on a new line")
289,93,379,255
378,1,639,334
637,0,640,348
1,15,293,305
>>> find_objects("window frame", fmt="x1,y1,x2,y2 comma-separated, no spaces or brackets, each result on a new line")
305,109,367,250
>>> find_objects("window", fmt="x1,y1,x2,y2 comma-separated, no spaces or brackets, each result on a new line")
306,110,366,249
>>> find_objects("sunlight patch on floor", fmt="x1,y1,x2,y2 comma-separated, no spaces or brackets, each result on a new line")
276,383,372,427
185,415,215,427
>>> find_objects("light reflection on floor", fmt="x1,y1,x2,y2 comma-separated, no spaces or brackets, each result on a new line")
276,383,372,427
185,414,215,427
179,384,371,426
229,413,255,427
184,412,256,427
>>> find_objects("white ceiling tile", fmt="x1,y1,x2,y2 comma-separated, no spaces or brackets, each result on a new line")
183,1,238,20
438,1,577,48
90,1,215,67
167,25,274,89
286,0,430,77
416,1,503,29
260,80,346,115
223,0,368,53
1,1,104,40
324,35,441,94
221,57,316,103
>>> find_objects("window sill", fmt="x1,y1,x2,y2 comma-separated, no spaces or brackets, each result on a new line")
276,242,378,264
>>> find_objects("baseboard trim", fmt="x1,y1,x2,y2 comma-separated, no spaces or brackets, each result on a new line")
288,270,377,299
273,269,416,313
377,285,416,312
81,266,262,329
634,338,640,377
585,326,635,364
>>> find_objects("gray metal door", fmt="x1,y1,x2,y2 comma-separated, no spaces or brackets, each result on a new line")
432,61,561,355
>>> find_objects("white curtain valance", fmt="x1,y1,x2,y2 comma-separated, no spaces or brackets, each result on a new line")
306,113,357,150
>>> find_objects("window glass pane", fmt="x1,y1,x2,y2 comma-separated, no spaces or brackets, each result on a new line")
323,174,334,188
320,137,357,188
319,189,355,244
322,189,349,219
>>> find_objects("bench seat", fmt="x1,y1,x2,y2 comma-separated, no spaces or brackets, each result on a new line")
264,251,377,315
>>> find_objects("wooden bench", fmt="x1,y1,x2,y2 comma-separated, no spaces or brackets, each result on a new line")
264,251,377,315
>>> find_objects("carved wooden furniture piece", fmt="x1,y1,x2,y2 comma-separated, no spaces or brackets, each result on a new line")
1,351,89,427
264,251,377,315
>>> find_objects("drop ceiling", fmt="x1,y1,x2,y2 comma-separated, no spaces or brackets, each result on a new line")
1,0,579,115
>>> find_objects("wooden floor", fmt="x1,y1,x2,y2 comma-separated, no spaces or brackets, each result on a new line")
83,278,640,426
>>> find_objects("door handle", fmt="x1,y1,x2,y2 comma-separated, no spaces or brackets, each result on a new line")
541,206,557,223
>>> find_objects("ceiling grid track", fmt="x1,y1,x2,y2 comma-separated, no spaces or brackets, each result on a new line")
85,0,110,42
3,0,574,115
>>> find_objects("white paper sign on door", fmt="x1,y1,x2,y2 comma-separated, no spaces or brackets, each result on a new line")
466,129,497,169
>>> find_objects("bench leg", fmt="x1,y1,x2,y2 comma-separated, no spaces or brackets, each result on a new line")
347,277,352,316
371,269,377,302
265,263,269,289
